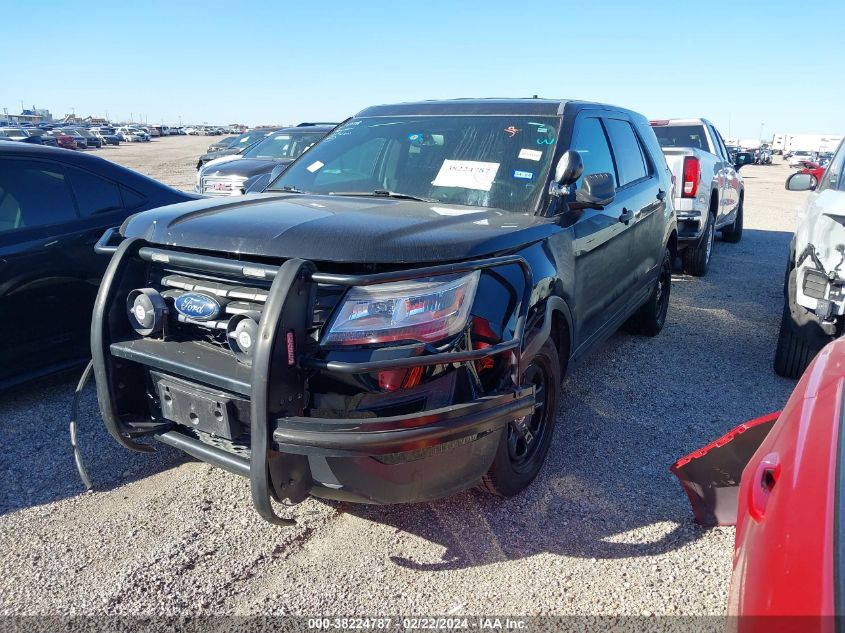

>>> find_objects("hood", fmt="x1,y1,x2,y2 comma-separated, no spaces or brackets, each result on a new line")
120,194,558,264
201,158,293,179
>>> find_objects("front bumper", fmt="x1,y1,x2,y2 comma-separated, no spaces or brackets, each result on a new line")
92,235,535,522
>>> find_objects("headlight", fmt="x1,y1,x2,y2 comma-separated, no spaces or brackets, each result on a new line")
322,271,480,346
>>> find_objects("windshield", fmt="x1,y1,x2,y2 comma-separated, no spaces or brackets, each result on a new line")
243,132,324,160
269,115,561,212
652,125,710,152
234,130,270,148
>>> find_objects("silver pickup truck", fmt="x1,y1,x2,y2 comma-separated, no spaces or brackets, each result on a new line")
650,119,753,275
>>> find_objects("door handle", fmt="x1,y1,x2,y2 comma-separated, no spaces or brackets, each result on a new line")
656,189,667,201
619,208,634,224
749,453,780,521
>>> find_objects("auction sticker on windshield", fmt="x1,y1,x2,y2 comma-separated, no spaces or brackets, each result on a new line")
518,148,542,161
431,160,500,191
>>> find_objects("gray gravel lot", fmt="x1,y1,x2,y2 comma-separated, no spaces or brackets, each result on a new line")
0,138,806,617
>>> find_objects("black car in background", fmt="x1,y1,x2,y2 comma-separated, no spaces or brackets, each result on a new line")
195,127,278,170
207,136,238,153
24,128,58,146
0,143,195,388
91,126,121,146
196,124,333,195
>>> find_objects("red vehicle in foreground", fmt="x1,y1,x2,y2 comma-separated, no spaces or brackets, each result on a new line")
52,133,77,150
673,337,845,623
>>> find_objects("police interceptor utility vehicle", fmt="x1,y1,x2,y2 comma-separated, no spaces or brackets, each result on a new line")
91,99,677,524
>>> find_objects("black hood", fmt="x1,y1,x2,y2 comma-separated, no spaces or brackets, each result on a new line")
120,194,558,264
202,157,294,179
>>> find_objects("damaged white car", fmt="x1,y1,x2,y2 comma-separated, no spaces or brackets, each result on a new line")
775,139,845,378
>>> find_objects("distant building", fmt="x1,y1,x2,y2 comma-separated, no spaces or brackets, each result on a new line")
771,133,842,154
8,107,53,124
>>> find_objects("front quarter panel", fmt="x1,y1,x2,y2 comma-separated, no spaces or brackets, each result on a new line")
729,340,844,617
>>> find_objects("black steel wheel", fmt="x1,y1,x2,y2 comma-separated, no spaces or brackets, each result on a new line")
480,338,560,497
627,248,672,337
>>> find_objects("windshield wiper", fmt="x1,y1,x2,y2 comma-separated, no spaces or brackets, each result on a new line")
274,185,308,194
329,190,438,203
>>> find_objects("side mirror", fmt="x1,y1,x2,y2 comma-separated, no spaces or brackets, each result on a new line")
576,172,616,207
734,152,754,170
554,150,584,186
785,172,817,192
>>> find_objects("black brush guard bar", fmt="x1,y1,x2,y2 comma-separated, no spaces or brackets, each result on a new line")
92,235,535,524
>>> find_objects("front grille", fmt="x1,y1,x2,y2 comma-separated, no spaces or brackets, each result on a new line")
147,263,343,360
200,175,247,196
803,269,828,300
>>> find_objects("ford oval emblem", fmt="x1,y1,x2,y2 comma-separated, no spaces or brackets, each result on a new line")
174,292,221,321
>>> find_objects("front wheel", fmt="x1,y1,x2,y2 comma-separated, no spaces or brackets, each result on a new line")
480,338,560,497
773,271,831,378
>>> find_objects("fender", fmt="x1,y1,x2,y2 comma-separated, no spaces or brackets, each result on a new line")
521,295,572,374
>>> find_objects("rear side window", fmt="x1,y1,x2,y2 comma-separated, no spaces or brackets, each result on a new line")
569,117,616,189
66,166,123,216
605,119,649,186
0,160,78,232
652,124,710,152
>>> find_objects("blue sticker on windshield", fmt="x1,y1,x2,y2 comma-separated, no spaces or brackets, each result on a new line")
537,138,555,145
408,133,423,143
513,170,534,180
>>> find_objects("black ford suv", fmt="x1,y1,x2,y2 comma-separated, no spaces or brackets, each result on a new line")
92,99,677,524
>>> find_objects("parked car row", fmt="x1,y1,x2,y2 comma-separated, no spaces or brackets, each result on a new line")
196,123,335,194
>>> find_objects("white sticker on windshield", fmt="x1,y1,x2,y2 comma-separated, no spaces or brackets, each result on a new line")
306,160,324,173
518,148,542,161
430,206,485,216
274,135,291,140
431,160,500,192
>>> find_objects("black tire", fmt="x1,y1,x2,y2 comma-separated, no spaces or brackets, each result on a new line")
683,212,715,276
480,338,560,497
627,248,672,337
773,270,831,378
773,301,824,378
722,195,744,243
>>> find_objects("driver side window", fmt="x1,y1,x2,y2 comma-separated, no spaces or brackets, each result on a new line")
569,117,617,191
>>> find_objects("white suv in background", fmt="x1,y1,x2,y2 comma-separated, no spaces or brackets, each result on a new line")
775,139,845,377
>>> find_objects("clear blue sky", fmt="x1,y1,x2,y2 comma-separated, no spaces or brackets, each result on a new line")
2,0,842,139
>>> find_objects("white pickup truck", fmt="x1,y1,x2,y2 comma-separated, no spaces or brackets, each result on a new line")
650,118,754,275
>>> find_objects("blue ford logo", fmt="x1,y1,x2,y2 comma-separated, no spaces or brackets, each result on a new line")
174,292,221,321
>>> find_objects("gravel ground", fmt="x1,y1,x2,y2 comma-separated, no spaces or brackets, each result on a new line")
0,141,806,618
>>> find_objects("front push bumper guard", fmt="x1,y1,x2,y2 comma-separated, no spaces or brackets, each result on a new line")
92,235,536,524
